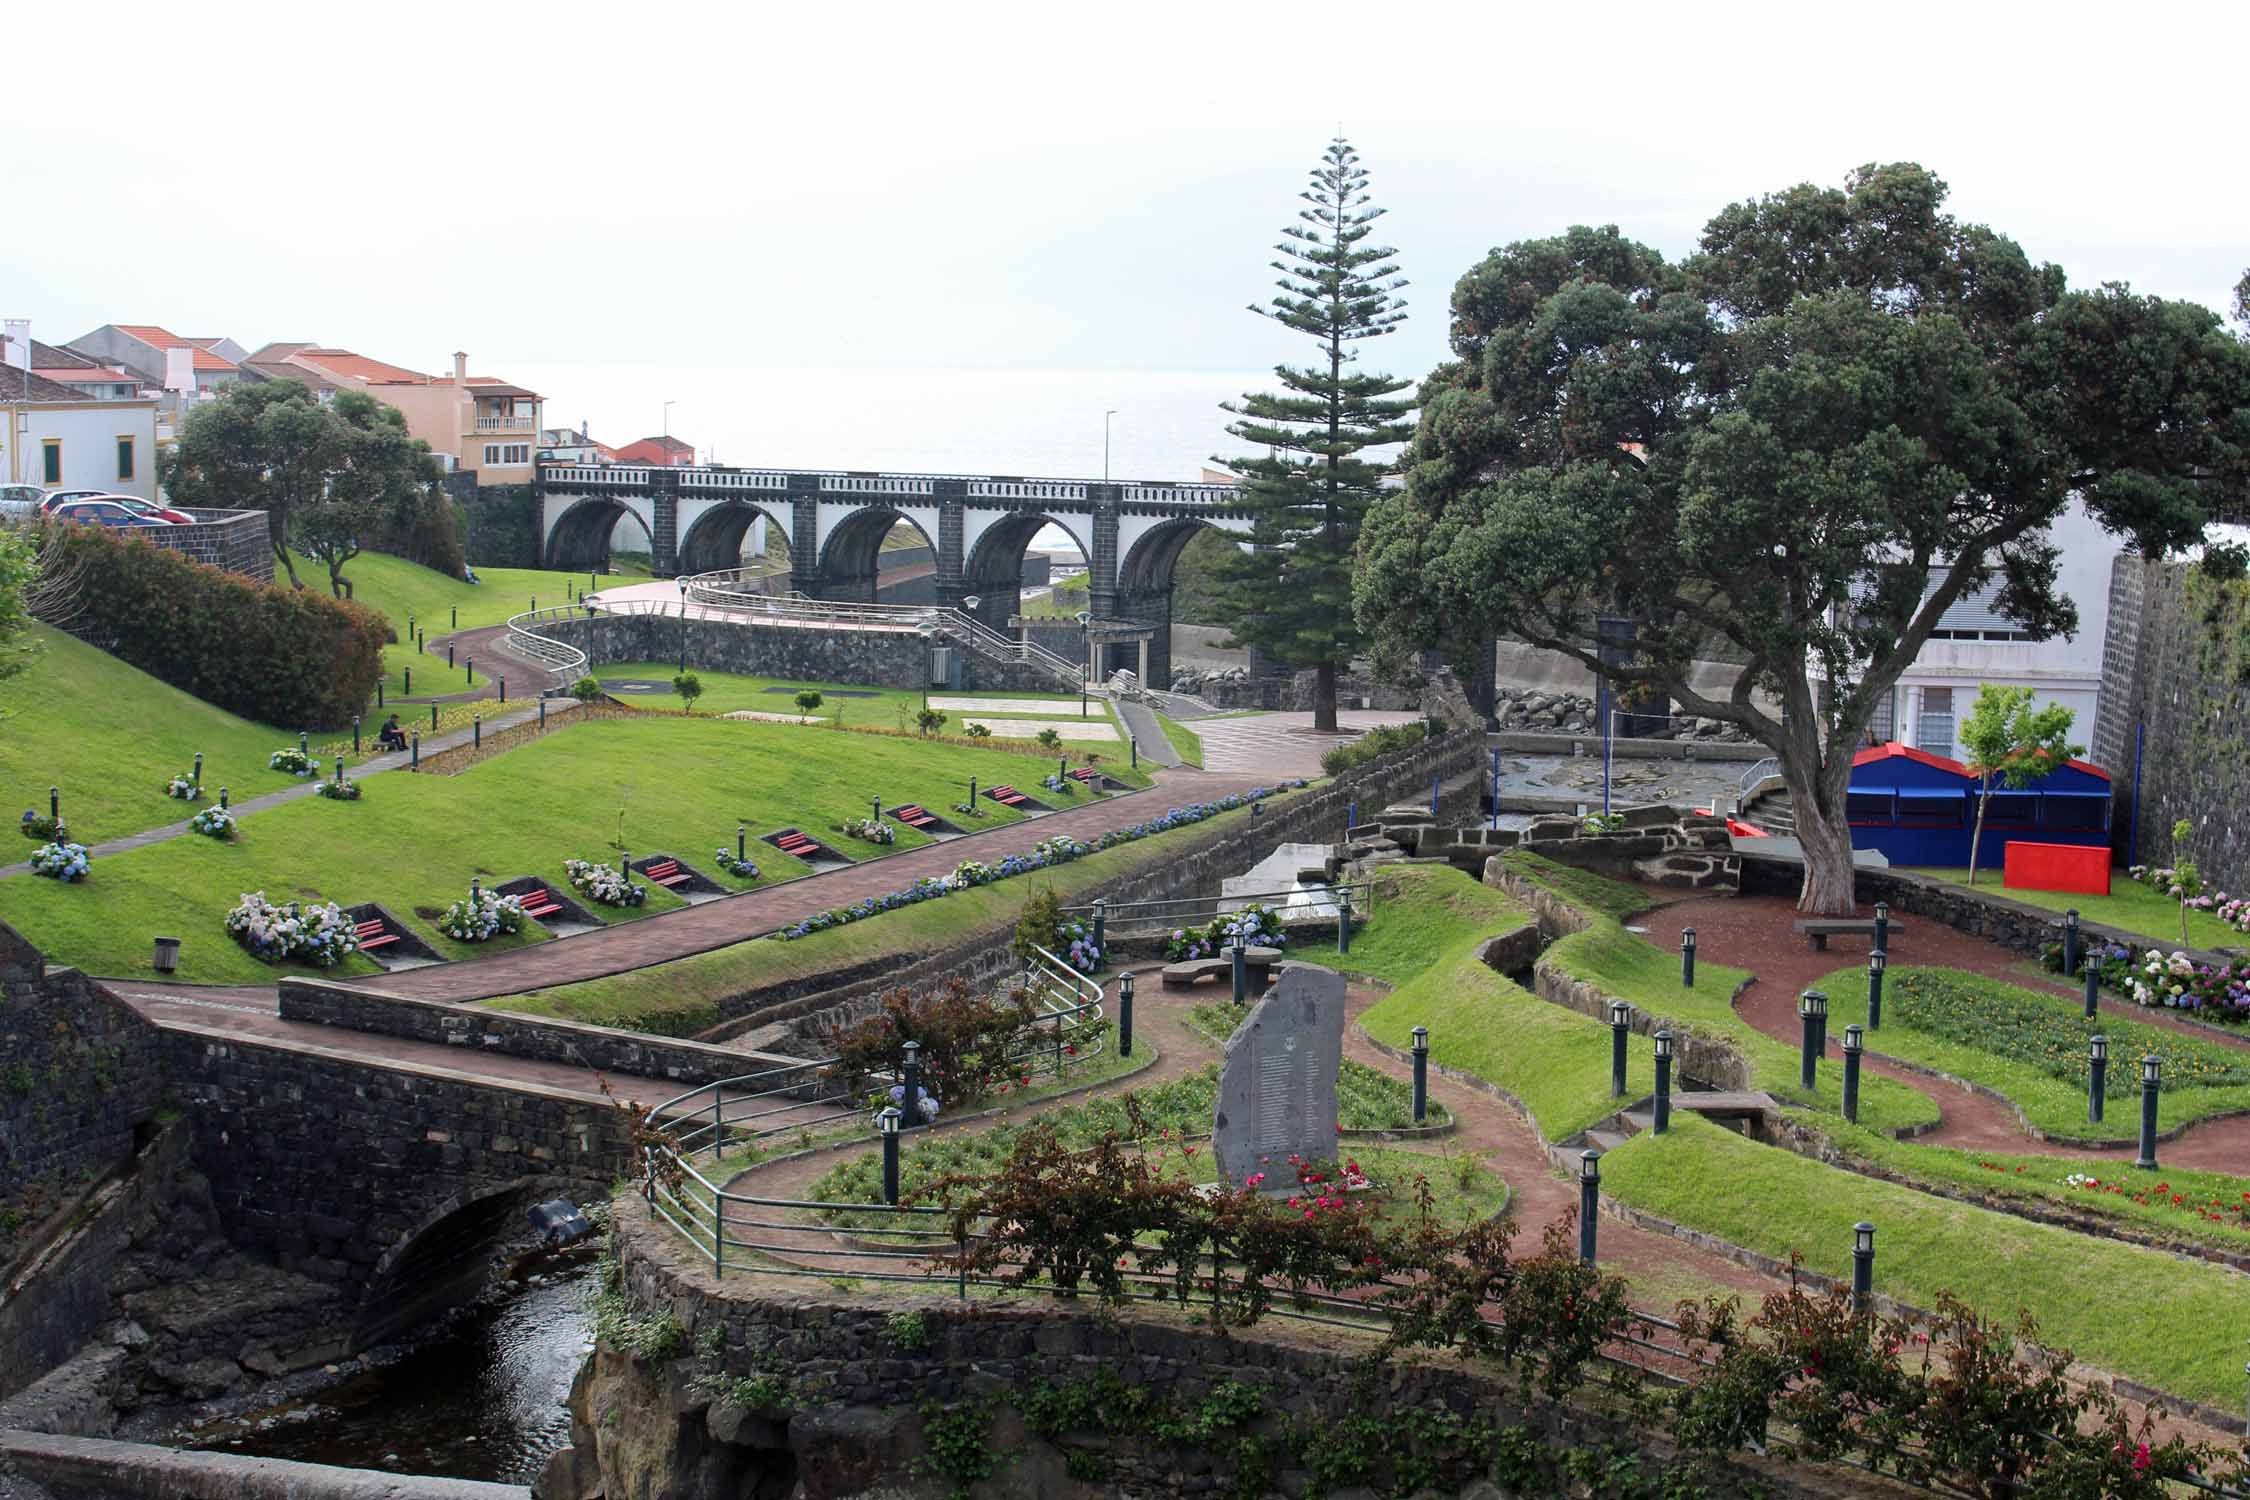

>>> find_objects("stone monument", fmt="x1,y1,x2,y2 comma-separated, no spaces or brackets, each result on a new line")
1210,964,1346,1193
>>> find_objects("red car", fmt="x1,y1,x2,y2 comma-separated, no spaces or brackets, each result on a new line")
38,492,192,524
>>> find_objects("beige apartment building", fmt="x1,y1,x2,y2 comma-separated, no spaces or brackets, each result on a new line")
244,345,543,483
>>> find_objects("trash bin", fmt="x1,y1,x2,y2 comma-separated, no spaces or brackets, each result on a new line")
153,936,182,974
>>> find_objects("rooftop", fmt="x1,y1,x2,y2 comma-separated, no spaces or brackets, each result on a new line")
0,366,97,401
111,325,237,372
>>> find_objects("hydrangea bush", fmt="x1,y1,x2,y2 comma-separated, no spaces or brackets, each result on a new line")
268,747,319,778
1167,903,1287,961
2128,950,2250,1021
19,811,67,842
565,858,645,908
439,889,528,942
188,805,236,839
164,774,203,801
839,816,896,846
316,774,362,802
225,891,360,966
29,842,89,881
715,848,760,879
2128,866,2250,934
775,782,1307,942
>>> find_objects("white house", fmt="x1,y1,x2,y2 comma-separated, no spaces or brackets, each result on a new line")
2,319,161,501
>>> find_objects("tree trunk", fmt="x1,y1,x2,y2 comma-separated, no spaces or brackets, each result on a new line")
1313,659,1338,733
1965,773,1991,886
1785,760,1860,916
273,539,301,589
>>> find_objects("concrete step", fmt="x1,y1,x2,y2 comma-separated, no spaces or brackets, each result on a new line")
1621,1110,1655,1133
1584,1128,1632,1153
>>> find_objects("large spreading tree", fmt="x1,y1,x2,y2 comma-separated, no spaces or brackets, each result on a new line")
1356,163,2250,913
1205,136,1415,731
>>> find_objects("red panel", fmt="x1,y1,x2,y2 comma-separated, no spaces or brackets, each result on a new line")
2003,842,2111,896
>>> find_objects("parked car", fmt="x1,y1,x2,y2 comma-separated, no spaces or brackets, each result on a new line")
106,495,194,525
0,484,43,521
48,499,174,529
38,489,112,511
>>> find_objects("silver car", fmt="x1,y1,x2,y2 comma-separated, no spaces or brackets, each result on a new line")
0,484,44,522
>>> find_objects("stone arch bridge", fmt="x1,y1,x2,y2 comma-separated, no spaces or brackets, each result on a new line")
540,464,1255,685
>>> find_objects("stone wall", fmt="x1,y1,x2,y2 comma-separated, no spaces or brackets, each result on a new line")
147,508,273,584
0,926,166,1269
1400,804,1740,892
2092,553,2250,891
276,978,811,1087
0,1429,524,1500
537,612,1061,695
157,1023,631,1290
553,1194,1900,1500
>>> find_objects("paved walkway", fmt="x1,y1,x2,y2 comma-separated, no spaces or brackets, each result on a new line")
351,769,1275,1003
1194,710,1424,777
1111,697,1179,767
0,697,586,880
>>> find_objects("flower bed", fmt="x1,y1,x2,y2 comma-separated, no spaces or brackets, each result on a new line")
268,747,319,779
774,782,1306,942
163,774,203,802
316,774,362,802
2054,1169,2250,1229
28,842,89,882
19,811,67,842
2130,865,2250,933
438,889,528,942
225,891,360,966
839,816,895,846
1166,903,1286,961
188,805,236,840
2126,949,2250,1022
714,848,760,880
1888,969,2250,1095
565,858,646,908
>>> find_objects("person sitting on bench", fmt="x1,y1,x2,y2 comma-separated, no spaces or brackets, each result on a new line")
377,714,408,752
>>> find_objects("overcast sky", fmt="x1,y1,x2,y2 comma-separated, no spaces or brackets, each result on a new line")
17,0,2242,389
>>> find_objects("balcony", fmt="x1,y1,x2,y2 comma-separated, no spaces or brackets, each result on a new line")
473,414,537,434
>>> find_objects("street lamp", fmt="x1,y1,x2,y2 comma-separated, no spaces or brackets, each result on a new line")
2089,1034,2109,1124
1608,1000,1631,1098
2137,1055,2161,1170
1652,1029,1674,1134
662,399,675,439
1075,609,1095,682
676,576,689,672
1103,409,1118,482
1851,1222,1876,1312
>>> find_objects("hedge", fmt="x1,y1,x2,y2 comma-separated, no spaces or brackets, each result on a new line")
458,482,541,569
41,520,389,729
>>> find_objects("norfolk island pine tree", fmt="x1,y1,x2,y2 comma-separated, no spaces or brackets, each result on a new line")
1204,136,1416,734
1355,162,2250,914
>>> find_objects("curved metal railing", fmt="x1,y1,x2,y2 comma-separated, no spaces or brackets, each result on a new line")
504,604,594,678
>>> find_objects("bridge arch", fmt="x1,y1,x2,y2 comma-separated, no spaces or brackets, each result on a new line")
548,497,655,573
678,499,791,578
817,507,938,605
349,1176,569,1352
961,512,1092,633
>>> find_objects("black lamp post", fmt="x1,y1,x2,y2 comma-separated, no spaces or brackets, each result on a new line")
1118,971,1135,1058
1578,1150,1601,1266
1680,926,1697,988
1092,898,1107,956
1799,990,1828,1090
676,578,689,672
1609,1000,1631,1098
1653,1030,1674,1134
2064,909,2081,977
1337,888,1353,955
2136,1055,2161,1170
1867,948,1887,1030
1872,902,1890,952
877,1106,902,1204
1841,1023,1864,1125
1851,1222,1876,1313
2085,959,2101,1019
1230,935,1247,1005
737,824,747,864
2088,1034,2108,1124
1410,1026,1430,1126
901,1040,923,1129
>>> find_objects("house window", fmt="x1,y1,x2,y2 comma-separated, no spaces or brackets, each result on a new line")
1846,791,1894,825
2042,796,2110,833
1916,687,1954,752
41,439,61,485
1979,792,2039,830
484,444,500,465
1895,793,1964,829
117,436,135,482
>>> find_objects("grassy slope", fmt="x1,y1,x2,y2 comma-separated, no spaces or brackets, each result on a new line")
1495,848,1648,919
303,550,596,702
1812,962,2250,1140
1899,865,2242,951
491,793,1311,1033
1322,865,1529,988
0,715,1131,984
0,625,316,843
1603,1115,2250,1407
1155,712,1204,769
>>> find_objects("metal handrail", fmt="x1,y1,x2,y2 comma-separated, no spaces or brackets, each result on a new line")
503,604,592,677
1736,756,1781,796
1065,881,1375,937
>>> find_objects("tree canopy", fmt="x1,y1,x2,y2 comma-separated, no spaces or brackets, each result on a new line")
1957,685,2082,885
1204,136,1415,730
1356,163,2250,912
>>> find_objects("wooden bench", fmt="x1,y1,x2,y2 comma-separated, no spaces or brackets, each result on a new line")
353,917,399,952
517,886,565,921
891,803,941,831
642,859,692,889
1794,918,1907,952
768,828,840,862
988,784,1031,808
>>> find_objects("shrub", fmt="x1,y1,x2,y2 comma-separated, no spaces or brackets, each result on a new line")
1319,719,1430,777
268,747,319,778
225,891,359,965
793,689,824,720
28,842,89,882
369,488,466,577
1034,726,1062,751
915,707,948,737
1166,904,1285,961
316,773,362,802
825,978,1046,1111
38,519,388,729
163,774,203,801
838,816,896,845
2200,538,2250,584
439,888,527,942
19,811,67,842
672,672,703,714
569,676,604,702
714,848,759,879
565,859,645,908
1013,886,1067,968
187,805,236,840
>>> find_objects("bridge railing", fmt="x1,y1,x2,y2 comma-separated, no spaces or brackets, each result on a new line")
538,461,1245,507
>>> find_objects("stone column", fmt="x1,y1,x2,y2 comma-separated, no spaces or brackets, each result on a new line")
648,468,680,576
934,481,967,610
786,476,821,599
1087,485,1120,621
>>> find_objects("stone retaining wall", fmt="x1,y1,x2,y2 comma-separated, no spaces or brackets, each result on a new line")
1405,804,1740,892
0,1428,525,1500
277,979,813,1088
537,612,1059,695
150,508,273,584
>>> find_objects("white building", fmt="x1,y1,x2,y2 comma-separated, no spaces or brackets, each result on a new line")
1,320,160,501
1857,500,2115,765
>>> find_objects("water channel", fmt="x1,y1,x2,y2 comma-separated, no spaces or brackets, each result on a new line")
193,1259,596,1484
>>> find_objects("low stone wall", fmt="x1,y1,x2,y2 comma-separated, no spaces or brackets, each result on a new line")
538,612,1060,695
0,1428,525,1500
1406,804,1740,892
151,507,273,584
1486,730,1766,761
277,978,809,1088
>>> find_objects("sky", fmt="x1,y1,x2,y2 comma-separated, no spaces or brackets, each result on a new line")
14,0,2243,460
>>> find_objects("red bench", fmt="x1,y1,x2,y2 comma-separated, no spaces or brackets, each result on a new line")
988,785,1030,807
354,918,398,951
1069,767,1100,783
517,886,564,920
772,829,828,860
892,804,940,831
642,859,692,888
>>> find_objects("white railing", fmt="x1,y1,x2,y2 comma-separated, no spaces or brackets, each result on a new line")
534,461,1247,508
505,604,594,677
474,414,537,433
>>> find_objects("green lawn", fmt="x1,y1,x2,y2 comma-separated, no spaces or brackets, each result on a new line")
1494,848,1650,920
1155,712,1204,769
0,715,1096,984
1315,864,1531,989
1602,1115,2250,1408
0,626,320,844
492,796,1306,1035
1812,963,2250,1141
1898,866,2243,951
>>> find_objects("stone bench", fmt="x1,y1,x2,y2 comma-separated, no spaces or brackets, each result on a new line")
1160,945,1283,989
1794,918,1907,952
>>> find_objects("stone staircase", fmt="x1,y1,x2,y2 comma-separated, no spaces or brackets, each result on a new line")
1742,785,1796,835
